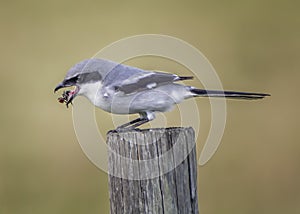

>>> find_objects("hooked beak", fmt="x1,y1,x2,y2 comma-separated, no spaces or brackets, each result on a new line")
55,81,80,108
54,82,66,93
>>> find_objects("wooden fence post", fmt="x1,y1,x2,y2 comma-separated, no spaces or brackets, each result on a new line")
107,127,199,214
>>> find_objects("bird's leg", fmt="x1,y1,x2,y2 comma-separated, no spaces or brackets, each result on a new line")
125,118,150,129
115,112,155,131
116,117,144,130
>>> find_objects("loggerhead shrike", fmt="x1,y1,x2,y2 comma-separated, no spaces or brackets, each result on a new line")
54,58,269,130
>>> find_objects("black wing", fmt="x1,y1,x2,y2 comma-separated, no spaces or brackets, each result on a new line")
103,63,193,94
117,71,193,94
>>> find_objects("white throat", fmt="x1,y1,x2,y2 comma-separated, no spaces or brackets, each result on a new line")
78,82,102,106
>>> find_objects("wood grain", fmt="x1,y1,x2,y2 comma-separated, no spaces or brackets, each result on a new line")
107,127,199,214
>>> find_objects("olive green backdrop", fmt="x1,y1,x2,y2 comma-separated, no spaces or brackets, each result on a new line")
1,0,299,213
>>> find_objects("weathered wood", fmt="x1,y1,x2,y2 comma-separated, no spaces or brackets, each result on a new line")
107,127,199,214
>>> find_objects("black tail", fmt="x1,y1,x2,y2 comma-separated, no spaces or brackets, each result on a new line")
190,88,270,100
177,76,194,81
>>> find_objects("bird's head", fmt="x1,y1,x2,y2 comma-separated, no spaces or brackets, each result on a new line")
54,58,109,107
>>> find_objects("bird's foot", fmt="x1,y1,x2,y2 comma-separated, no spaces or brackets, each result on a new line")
107,126,141,134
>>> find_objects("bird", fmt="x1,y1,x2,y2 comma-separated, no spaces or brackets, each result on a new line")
54,58,270,130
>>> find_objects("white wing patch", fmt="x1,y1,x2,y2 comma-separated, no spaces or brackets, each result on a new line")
146,82,157,89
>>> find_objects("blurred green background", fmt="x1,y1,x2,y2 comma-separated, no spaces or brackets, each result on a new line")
1,0,299,213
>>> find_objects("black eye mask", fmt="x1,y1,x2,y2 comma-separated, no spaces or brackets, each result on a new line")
63,75,79,86
77,71,102,84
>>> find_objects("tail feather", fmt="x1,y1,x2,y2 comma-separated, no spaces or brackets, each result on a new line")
176,76,194,81
189,88,270,100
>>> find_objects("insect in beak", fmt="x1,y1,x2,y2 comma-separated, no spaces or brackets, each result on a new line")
57,86,79,108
